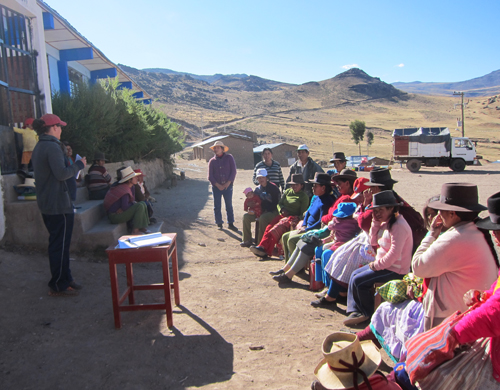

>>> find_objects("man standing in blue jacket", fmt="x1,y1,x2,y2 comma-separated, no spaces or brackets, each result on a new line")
32,114,86,297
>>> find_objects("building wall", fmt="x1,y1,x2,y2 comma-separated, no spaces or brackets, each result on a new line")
0,171,5,241
203,137,254,169
271,144,297,168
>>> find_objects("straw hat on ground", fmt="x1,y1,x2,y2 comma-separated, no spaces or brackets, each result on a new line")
314,332,381,389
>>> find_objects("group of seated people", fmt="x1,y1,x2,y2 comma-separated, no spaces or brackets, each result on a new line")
64,148,157,235
243,147,500,389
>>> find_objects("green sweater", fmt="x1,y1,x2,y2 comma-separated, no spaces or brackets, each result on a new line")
277,188,310,217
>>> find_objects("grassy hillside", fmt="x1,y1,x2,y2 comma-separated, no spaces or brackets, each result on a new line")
120,65,500,161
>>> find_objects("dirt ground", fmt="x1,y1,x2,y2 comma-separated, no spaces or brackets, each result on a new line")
1,159,500,390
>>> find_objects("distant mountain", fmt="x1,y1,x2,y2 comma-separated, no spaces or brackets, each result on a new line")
142,68,249,84
139,67,294,91
393,69,500,97
294,68,408,105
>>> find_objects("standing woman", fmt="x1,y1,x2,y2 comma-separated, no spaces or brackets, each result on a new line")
104,166,150,235
252,147,285,192
344,191,413,326
31,114,87,297
208,141,238,231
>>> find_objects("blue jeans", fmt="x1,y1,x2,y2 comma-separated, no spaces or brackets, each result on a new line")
347,265,403,317
42,213,75,292
212,184,234,225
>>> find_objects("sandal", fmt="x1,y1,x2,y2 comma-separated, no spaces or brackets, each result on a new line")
48,286,79,297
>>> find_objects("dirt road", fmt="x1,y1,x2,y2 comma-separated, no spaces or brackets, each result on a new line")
1,159,500,389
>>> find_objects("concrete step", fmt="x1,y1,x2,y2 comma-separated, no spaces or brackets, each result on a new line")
74,200,106,233
75,187,89,204
77,218,164,250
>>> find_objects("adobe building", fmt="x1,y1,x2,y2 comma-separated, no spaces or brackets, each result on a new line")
253,143,297,168
192,134,254,169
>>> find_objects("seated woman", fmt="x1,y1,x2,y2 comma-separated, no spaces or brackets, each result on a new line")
404,191,500,390
357,195,441,362
270,173,334,283
241,168,281,246
134,168,156,224
412,183,498,331
103,166,150,235
344,190,413,326
86,152,111,200
249,174,309,256
321,168,357,225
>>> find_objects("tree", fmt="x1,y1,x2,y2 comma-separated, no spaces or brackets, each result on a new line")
366,131,374,155
349,120,366,155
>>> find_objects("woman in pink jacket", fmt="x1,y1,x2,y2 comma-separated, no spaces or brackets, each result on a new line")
344,190,413,326
415,191,500,389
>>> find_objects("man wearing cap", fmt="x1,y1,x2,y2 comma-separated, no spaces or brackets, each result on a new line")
242,168,280,245
32,114,87,297
86,152,112,200
286,144,324,198
208,141,238,231
13,117,38,172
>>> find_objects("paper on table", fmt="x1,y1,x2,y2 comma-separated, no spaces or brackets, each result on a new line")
116,232,172,249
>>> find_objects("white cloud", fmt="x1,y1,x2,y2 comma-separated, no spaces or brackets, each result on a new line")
396,63,405,68
342,64,359,70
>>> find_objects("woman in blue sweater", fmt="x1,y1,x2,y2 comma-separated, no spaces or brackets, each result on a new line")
272,173,334,283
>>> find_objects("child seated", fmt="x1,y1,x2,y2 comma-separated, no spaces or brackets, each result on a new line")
321,202,360,252
243,187,262,218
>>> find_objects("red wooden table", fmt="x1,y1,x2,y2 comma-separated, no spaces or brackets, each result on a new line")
106,233,180,329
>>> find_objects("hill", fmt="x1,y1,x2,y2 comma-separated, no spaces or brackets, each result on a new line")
119,65,500,161
393,69,500,97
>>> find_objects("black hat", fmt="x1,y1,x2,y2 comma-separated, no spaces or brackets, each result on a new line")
309,172,332,186
332,169,357,183
476,192,500,230
365,168,397,187
367,190,402,209
329,152,346,163
94,151,108,161
289,174,305,185
428,183,487,212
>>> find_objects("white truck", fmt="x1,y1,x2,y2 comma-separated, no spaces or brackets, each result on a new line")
393,127,478,172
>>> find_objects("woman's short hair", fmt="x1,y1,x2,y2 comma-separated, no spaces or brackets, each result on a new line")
116,166,127,182
262,148,273,155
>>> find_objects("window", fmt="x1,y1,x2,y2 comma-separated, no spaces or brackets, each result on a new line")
285,151,293,158
0,4,37,126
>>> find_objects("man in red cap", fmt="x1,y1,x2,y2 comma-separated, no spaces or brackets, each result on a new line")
13,117,37,172
32,114,87,297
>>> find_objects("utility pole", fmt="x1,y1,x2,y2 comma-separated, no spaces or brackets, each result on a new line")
453,91,465,137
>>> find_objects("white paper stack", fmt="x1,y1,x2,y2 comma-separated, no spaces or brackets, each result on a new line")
116,232,172,249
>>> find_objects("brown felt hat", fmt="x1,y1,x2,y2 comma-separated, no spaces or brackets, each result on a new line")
367,190,403,209
476,192,500,230
428,183,487,212
332,169,357,183
365,168,397,187
329,152,346,162
289,174,305,185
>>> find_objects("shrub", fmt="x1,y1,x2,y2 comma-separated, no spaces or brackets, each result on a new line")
51,78,184,163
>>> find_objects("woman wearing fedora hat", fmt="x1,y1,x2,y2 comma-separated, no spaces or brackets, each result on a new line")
400,192,500,390
103,166,150,235
344,190,413,326
86,152,111,200
208,141,238,231
411,183,498,331
31,114,87,296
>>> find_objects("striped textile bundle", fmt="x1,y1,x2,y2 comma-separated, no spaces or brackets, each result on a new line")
405,310,463,384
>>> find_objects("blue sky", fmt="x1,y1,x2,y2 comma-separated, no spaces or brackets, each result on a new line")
45,0,499,85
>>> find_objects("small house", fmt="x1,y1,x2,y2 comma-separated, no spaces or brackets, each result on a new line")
192,134,254,169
